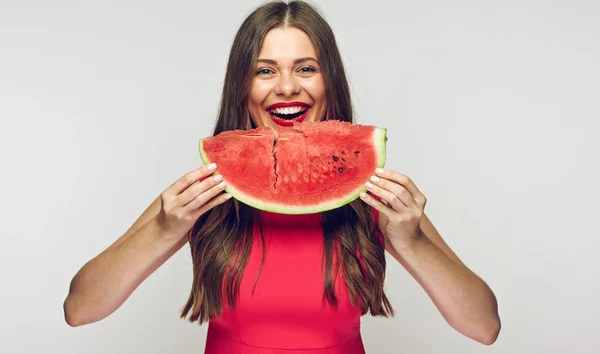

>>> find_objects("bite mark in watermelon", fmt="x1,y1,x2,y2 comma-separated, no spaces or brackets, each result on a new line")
198,120,387,214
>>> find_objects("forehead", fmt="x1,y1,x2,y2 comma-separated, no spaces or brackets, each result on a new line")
258,27,318,60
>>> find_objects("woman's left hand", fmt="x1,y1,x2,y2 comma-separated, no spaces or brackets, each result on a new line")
360,168,428,247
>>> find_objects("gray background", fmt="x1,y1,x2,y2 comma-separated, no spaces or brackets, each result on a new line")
1,0,598,353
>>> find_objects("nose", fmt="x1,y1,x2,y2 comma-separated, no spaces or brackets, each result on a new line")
274,72,300,97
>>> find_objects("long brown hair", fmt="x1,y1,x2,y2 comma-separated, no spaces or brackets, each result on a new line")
181,0,394,324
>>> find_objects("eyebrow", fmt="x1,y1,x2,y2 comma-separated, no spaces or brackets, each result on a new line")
256,57,319,65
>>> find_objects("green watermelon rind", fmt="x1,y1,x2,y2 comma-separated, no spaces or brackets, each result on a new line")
198,126,387,215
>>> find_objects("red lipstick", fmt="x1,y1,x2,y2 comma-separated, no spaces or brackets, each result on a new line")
266,101,311,127
266,101,310,110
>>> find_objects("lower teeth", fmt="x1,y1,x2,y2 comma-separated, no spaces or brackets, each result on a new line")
271,110,306,120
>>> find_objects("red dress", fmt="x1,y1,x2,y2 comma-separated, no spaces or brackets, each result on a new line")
204,211,367,353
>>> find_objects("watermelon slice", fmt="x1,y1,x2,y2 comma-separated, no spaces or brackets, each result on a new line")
198,120,387,214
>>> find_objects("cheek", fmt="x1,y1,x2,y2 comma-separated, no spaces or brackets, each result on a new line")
248,84,266,117
248,82,264,108
247,82,270,126
307,81,327,119
307,78,327,104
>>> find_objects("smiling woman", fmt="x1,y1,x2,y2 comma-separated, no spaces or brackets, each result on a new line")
63,1,501,353
248,27,327,127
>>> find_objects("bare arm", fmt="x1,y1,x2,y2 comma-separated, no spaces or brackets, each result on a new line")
63,163,229,326
385,214,501,345
63,197,182,326
360,169,500,345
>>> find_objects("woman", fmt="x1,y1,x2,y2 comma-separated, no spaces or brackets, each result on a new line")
63,1,501,352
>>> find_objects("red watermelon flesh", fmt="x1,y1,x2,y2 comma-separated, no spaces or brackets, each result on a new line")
198,120,387,214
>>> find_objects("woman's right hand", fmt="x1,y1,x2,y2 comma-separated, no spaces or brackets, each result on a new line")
156,162,230,239
63,162,229,327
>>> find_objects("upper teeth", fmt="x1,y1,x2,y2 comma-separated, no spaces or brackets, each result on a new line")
270,106,306,115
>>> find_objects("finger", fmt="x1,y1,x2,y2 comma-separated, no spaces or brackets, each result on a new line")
183,180,228,212
180,176,227,209
368,176,415,208
176,172,225,206
171,163,218,195
375,168,427,206
359,191,397,220
191,191,232,217
365,178,409,210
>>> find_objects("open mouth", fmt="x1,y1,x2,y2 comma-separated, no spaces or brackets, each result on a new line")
267,102,310,126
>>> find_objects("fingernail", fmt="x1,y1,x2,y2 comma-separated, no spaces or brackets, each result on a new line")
224,193,232,199
365,182,374,189
213,174,223,183
218,181,227,189
370,176,380,183
375,168,384,175
207,163,217,171
359,192,368,198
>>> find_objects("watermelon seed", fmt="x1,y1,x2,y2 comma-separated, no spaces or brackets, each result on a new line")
354,151,360,157
332,155,339,162
338,167,344,173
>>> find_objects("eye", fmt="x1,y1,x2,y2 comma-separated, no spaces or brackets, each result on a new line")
298,66,317,73
255,68,274,75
